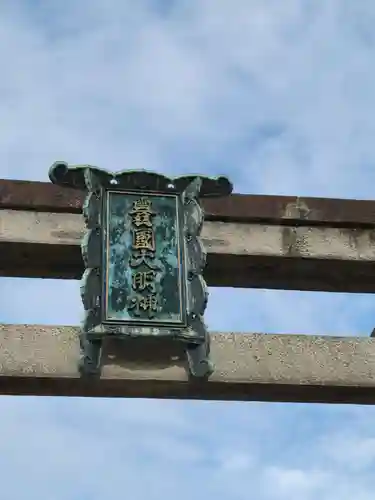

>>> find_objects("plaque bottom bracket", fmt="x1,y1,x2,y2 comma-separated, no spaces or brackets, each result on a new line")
185,341,213,379
78,332,213,379
78,334,103,377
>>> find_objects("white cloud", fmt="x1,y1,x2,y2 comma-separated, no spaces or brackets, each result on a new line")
217,450,255,471
318,431,375,471
264,465,329,496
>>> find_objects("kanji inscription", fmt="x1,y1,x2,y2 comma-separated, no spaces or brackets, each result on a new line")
104,190,186,326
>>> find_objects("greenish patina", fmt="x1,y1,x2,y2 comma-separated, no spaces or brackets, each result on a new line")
105,191,186,326
48,161,233,378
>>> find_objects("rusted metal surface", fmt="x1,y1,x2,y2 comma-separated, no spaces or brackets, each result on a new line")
2,178,375,226
0,179,83,212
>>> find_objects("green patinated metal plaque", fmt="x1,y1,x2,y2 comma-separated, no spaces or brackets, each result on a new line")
48,161,233,378
104,191,187,327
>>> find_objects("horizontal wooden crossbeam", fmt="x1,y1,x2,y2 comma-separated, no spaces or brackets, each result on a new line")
2,178,375,226
2,208,375,291
1,324,375,404
2,179,375,291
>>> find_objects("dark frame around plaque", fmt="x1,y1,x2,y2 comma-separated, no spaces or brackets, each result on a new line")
48,161,233,378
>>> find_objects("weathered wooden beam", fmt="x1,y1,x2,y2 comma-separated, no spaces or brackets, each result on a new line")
2,209,375,291
2,178,375,227
1,324,375,404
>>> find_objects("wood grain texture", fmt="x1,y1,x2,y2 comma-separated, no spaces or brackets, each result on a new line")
2,178,375,227
2,209,375,291
1,324,375,403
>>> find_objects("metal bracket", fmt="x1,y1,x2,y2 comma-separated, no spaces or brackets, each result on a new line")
78,334,102,377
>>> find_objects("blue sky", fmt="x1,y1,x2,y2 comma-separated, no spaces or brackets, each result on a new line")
2,0,375,498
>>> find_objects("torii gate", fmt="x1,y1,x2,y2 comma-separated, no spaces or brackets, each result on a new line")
1,172,375,404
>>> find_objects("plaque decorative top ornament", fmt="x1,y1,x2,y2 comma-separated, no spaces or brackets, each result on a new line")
49,162,233,378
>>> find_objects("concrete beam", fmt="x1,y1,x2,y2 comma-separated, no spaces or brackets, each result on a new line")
1,324,375,404
2,209,375,291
